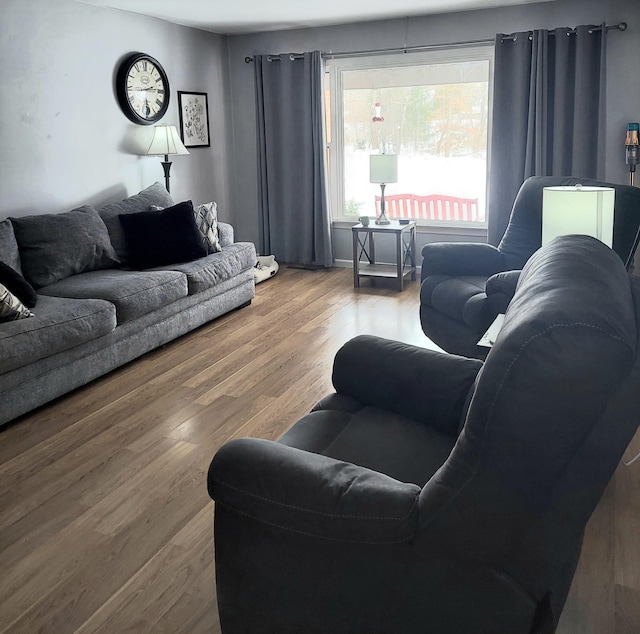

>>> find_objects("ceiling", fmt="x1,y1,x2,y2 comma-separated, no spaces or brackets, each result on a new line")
77,0,555,35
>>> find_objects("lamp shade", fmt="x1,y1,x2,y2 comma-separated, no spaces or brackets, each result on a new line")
145,125,190,156
542,185,615,248
370,154,398,184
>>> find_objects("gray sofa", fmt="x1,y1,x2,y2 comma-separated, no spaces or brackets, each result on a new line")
0,183,256,427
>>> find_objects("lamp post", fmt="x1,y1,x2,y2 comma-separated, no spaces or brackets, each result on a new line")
144,125,189,193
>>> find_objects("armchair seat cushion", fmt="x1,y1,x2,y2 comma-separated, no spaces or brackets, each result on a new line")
279,405,457,487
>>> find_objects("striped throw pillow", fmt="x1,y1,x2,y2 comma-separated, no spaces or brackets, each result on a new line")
0,282,34,322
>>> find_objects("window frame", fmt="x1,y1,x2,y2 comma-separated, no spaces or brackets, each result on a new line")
326,45,495,228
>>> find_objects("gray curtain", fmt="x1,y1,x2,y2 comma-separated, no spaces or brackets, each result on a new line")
487,25,607,245
254,51,333,267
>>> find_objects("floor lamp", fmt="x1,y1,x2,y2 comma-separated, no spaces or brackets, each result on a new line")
144,125,189,193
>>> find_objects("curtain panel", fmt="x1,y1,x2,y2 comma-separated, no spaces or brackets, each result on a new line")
254,51,333,267
487,25,607,245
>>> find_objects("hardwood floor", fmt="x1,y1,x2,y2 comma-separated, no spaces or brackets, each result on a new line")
1,266,639,633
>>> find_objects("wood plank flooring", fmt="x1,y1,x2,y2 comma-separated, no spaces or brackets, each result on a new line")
0,266,639,633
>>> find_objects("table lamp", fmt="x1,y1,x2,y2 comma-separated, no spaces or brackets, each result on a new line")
144,125,190,193
370,154,398,225
542,185,615,247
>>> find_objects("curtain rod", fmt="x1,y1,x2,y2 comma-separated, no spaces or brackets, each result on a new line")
500,20,627,42
243,21,627,63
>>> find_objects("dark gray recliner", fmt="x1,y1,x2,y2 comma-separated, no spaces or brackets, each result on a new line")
420,176,640,358
208,235,640,633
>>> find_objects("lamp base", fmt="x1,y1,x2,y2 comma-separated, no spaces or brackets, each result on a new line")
375,211,391,225
161,155,173,193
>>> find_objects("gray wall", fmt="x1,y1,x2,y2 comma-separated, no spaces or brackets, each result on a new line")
0,0,234,227
2,0,638,258
225,0,640,258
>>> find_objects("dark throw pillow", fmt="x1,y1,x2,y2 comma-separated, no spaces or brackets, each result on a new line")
0,261,37,308
118,200,207,269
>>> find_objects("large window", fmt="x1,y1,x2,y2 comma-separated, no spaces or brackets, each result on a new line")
327,47,493,226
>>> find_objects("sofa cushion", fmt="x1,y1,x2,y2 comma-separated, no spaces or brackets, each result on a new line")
0,283,34,323
38,269,188,324
0,219,22,274
0,261,37,308
119,201,207,269
0,295,116,374
154,242,256,294
10,205,120,288
98,182,174,264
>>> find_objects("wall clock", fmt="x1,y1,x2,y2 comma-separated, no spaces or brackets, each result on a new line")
116,53,170,125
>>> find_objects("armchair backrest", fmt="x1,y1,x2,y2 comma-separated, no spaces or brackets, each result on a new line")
421,236,640,599
497,176,640,271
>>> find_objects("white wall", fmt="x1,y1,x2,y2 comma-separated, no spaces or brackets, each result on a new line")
0,0,235,228
225,0,640,255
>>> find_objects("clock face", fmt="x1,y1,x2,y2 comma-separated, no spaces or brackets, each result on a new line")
116,53,170,125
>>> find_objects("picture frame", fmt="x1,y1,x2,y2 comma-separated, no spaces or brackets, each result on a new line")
177,91,210,148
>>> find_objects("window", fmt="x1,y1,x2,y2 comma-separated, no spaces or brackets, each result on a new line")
327,46,493,226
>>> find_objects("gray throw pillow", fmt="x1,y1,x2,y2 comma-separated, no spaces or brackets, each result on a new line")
0,219,22,274
10,205,120,288
98,182,175,264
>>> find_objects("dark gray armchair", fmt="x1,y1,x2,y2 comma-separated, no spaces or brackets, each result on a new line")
208,235,640,633
420,176,640,358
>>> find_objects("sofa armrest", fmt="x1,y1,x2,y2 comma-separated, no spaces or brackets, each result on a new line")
332,336,482,435
485,270,522,314
208,438,420,543
218,222,234,247
421,242,506,280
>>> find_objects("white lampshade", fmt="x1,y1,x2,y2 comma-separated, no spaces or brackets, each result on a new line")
542,185,615,248
145,125,190,156
370,154,398,184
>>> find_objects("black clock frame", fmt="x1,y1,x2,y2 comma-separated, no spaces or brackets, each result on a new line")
116,52,170,125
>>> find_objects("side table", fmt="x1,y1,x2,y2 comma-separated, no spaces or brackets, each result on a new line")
352,220,417,291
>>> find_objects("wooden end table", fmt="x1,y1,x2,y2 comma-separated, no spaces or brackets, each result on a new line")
351,220,417,291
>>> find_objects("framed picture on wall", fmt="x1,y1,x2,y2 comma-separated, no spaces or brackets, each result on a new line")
178,91,210,148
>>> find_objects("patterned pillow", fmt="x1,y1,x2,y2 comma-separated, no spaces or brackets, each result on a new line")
152,201,221,253
0,282,34,322
194,202,221,253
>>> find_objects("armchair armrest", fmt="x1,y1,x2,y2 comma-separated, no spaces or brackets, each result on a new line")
208,438,420,543
485,270,522,314
421,242,506,279
332,336,482,435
